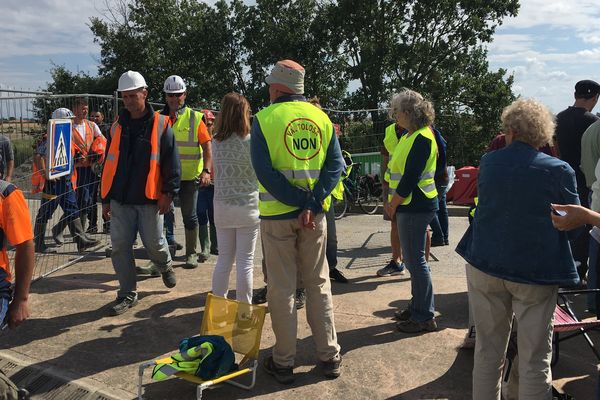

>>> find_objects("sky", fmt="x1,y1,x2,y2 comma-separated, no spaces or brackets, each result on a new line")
1,0,600,113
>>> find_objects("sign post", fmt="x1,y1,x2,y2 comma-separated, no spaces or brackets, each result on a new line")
46,119,72,180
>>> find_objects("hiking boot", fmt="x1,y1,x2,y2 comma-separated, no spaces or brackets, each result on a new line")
252,286,268,305
377,260,406,277
161,267,177,288
135,262,160,277
110,294,138,316
263,356,294,384
183,254,199,269
322,354,342,379
394,309,411,321
329,267,349,283
295,288,306,310
396,319,438,333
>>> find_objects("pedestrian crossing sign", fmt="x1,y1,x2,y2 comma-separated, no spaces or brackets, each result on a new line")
47,119,73,180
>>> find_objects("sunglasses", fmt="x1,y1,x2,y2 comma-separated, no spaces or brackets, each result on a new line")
167,93,184,98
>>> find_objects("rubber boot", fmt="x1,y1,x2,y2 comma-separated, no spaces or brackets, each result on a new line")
184,227,199,269
78,214,96,241
209,223,218,255
198,224,211,262
34,223,57,253
51,216,69,246
69,219,100,252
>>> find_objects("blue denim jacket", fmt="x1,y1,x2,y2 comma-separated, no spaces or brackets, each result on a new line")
456,141,581,286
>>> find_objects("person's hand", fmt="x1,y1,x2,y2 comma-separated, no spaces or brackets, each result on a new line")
384,202,395,219
158,193,173,214
551,203,590,231
102,203,111,221
7,298,29,329
298,209,316,230
199,171,211,187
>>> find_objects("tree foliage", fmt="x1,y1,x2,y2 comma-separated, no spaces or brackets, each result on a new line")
39,0,520,166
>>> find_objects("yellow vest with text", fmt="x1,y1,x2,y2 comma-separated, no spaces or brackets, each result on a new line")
255,102,333,216
387,125,438,205
172,107,204,181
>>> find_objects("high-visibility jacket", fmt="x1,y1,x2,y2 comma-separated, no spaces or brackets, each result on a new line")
330,150,353,201
152,342,213,381
255,102,333,216
73,120,96,168
171,107,204,181
384,123,399,184
31,137,78,193
101,112,169,200
387,125,438,204
89,134,107,165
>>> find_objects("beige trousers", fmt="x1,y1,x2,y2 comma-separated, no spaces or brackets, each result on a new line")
466,264,556,400
261,215,340,367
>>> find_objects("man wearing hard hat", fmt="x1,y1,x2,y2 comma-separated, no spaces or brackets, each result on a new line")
101,71,181,316
160,75,212,269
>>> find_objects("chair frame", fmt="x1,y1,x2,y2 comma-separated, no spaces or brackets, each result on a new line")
551,288,600,366
137,294,265,400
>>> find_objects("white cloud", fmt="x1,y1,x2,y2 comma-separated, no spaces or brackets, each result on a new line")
0,0,101,58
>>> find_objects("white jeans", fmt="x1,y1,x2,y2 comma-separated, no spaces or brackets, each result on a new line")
211,224,259,304
466,264,557,400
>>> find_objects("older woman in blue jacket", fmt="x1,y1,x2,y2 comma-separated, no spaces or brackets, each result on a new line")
456,98,581,400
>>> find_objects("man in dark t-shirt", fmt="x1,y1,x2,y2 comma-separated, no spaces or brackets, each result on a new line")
555,79,600,207
555,79,600,281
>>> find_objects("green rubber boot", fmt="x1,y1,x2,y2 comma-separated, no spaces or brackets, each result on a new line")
198,224,211,263
184,227,199,269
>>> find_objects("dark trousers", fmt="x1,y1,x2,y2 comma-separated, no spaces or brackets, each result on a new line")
35,177,79,224
325,206,338,269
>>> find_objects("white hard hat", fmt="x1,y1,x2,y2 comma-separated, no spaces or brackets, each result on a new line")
117,70,147,92
51,108,75,119
163,75,186,93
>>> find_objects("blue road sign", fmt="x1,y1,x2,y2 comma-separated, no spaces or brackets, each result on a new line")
47,119,72,180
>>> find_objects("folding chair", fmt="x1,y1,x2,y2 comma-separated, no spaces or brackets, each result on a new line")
137,293,267,400
552,288,600,366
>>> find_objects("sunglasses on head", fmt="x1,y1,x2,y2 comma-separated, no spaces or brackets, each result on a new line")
167,93,184,98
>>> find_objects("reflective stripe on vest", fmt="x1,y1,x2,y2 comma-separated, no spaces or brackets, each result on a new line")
255,101,333,216
387,125,438,205
101,112,168,200
172,107,204,181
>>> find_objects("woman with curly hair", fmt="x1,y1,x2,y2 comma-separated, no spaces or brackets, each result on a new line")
456,98,581,399
385,89,439,334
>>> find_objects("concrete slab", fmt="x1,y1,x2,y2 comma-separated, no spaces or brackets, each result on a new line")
0,214,597,399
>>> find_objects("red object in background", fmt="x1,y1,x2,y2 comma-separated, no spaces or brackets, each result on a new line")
447,166,479,205
334,124,341,137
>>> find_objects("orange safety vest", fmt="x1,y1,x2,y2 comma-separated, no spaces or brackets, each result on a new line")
73,120,96,167
90,134,107,164
101,112,169,200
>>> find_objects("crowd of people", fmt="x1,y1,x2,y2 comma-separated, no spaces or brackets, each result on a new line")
0,59,597,398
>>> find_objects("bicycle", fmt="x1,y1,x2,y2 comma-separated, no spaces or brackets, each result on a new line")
333,162,382,219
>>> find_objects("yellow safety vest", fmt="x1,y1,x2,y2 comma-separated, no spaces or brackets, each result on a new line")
387,125,438,205
384,123,399,184
172,107,204,181
255,101,333,216
152,342,213,381
383,123,399,155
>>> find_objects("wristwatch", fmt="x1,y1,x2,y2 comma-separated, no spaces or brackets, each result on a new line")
202,168,211,174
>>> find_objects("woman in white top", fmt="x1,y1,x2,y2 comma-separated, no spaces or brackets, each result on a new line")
211,93,259,304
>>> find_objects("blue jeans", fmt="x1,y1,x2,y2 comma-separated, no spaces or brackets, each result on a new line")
164,180,199,244
0,297,9,329
396,211,436,322
110,200,172,298
196,185,215,226
430,184,448,243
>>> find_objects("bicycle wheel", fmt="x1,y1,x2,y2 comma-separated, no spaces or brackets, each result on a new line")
333,192,348,219
357,183,380,214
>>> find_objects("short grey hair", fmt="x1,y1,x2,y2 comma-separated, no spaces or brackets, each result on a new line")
388,89,435,131
501,98,555,148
